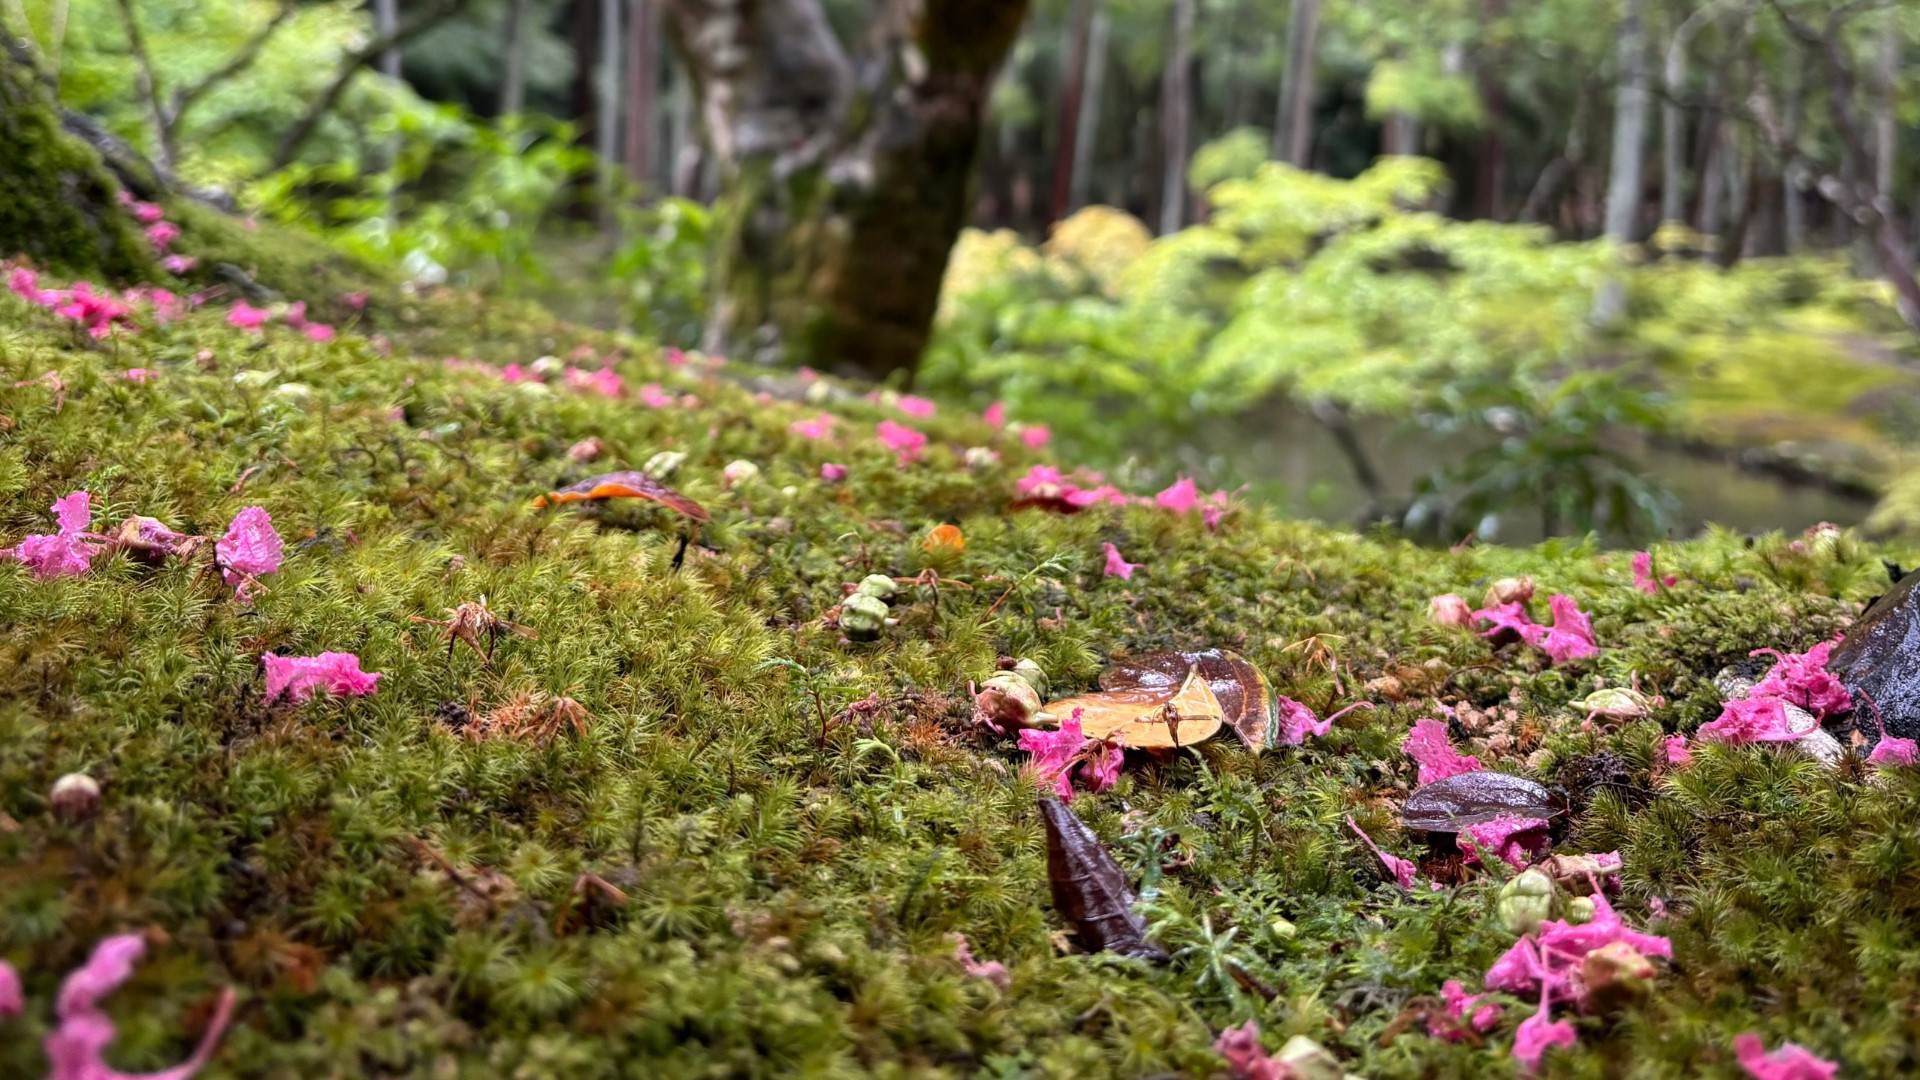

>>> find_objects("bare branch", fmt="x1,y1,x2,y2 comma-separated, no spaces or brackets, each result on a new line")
166,1,294,135
111,0,171,171
266,0,471,174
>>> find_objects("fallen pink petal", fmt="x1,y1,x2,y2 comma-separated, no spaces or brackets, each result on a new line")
1019,424,1051,448
1731,1033,1838,1080
227,301,271,331
1346,816,1418,889
876,420,928,464
1402,717,1482,784
949,934,1010,990
820,462,848,482
1018,718,1086,800
264,651,383,703
215,506,284,590
1457,814,1551,870
44,933,236,1080
1101,542,1138,580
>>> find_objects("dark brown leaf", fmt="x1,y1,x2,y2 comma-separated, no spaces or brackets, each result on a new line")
1401,770,1561,833
1101,649,1277,750
533,470,710,522
1039,798,1167,961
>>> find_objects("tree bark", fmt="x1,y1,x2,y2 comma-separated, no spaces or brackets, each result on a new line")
500,0,530,114
597,0,622,205
1875,14,1898,201
625,0,658,189
662,0,1028,379
1273,0,1320,166
1048,0,1094,225
1602,0,1649,242
1067,0,1107,212
1158,0,1194,234
0,27,153,278
375,0,401,79
1472,2,1506,219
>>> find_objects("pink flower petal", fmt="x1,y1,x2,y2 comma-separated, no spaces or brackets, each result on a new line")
227,301,270,331
789,414,835,440
1539,594,1600,664
1101,542,1138,580
1430,979,1502,1041
876,420,928,464
950,934,1009,990
1867,735,1918,767
895,394,937,418
821,463,848,482
1346,816,1418,889
263,651,382,703
1664,734,1694,766
215,506,283,588
1732,1033,1838,1080
982,401,1006,428
1020,424,1051,448
1748,640,1850,719
1402,717,1482,784
1018,717,1086,800
0,960,19,1017
1457,814,1551,870
1214,1020,1283,1080
1154,477,1200,514
1512,998,1577,1072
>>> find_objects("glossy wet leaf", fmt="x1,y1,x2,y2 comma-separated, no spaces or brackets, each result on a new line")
532,470,710,521
1402,770,1561,833
1099,649,1275,749
1045,665,1224,749
1040,798,1167,961
1828,567,1920,740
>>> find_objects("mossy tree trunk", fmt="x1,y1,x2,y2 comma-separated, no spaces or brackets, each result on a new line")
663,0,1028,381
0,29,153,279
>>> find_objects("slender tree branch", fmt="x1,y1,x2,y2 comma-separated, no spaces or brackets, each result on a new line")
167,1,293,135
111,0,171,171
266,0,471,174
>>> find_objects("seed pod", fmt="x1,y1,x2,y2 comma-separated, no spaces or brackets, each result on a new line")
1484,576,1536,608
1429,593,1474,629
1579,940,1656,1015
642,450,687,478
1497,869,1555,936
1565,896,1596,924
1011,658,1050,700
854,574,897,600
972,673,1042,732
839,593,889,639
50,772,100,822
722,460,761,488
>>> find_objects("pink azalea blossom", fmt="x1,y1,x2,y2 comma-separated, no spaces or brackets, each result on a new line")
1512,993,1578,1072
9,266,52,304
0,958,19,1017
821,463,848,482
303,322,336,343
661,346,687,368
263,651,382,702
1017,465,1068,497
1732,1033,1838,1080
144,221,181,250
1485,892,1672,1002
1155,477,1200,514
227,302,271,331
129,201,166,224
1019,424,1051,448
1472,601,1546,645
162,254,198,275
1430,979,1502,1041
1278,698,1372,746
1748,640,1850,719
565,367,625,398
1066,484,1131,508
42,933,235,1080
1403,717,1482,784
895,394,937,418
789,414,835,440
1539,594,1600,664
638,382,677,408
1101,542,1138,580
214,506,283,592
1458,814,1551,870
123,369,154,383
56,283,133,338
950,934,1009,990
1200,491,1232,531
1867,735,1918,767
1019,717,1087,800
1214,1021,1286,1080
1631,551,1675,594
1664,734,1694,766
1696,696,1806,746
4,491,101,579
876,420,928,464
1346,816,1418,889
341,291,369,310
983,401,1006,428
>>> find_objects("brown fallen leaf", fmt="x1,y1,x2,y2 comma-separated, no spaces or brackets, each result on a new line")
533,470,710,522
1040,798,1167,961
1401,770,1564,833
1042,665,1225,749
1100,649,1277,750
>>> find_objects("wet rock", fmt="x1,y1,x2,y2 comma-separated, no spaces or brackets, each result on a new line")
1827,570,1920,740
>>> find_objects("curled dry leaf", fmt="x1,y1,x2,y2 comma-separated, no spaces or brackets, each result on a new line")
1040,798,1167,961
1043,665,1225,749
533,470,710,521
1401,770,1563,833
1100,649,1277,750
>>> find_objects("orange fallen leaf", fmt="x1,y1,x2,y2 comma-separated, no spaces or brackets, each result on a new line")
923,523,965,553
1042,664,1225,749
533,470,710,522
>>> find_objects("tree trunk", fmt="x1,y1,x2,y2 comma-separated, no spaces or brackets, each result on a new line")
1273,0,1319,166
1602,0,1648,242
0,29,153,278
1875,16,1898,201
1049,0,1094,225
1067,0,1107,212
597,0,622,207
1383,112,1419,156
375,0,401,79
624,0,657,189
1158,0,1193,234
500,0,530,115
1473,2,1507,220
662,0,1028,379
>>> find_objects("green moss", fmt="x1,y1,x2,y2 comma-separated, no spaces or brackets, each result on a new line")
0,278,1917,1077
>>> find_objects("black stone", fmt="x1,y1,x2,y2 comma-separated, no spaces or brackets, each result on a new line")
1828,569,1920,740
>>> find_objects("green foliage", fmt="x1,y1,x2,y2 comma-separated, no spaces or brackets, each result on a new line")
1,269,1919,1076
611,197,714,349
1362,59,1485,131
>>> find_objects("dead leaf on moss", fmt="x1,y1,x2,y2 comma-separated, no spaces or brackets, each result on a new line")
1401,770,1562,833
533,470,709,521
1040,797,1166,961
1043,664,1225,749
1100,649,1276,750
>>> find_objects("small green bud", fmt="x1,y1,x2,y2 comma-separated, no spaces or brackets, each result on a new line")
854,574,897,600
1011,658,1049,700
1566,896,1596,924
1269,917,1297,940
1571,686,1654,721
643,450,687,478
1497,868,1556,936
840,593,889,638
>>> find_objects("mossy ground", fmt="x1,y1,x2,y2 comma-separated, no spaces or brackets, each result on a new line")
3,274,1920,1079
